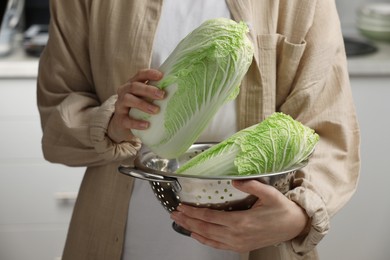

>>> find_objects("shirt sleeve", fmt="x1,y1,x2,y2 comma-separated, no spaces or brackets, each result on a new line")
37,0,141,167
279,0,360,255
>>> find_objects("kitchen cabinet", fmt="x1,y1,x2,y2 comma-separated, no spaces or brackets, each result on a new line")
318,41,390,259
0,77,84,260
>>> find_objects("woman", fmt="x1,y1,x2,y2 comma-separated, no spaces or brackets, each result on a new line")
37,0,360,259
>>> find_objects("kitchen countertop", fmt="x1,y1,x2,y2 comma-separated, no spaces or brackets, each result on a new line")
0,46,39,79
1,33,390,79
342,26,390,77
347,40,390,77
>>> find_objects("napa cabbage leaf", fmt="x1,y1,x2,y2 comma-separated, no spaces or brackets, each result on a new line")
129,18,254,159
176,112,319,176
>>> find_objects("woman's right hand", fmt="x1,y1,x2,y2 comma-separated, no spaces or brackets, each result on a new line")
107,69,165,143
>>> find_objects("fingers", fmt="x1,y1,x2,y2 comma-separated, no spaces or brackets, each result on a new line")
116,69,165,116
190,233,235,252
116,69,165,115
191,232,253,253
115,114,150,131
117,88,161,115
107,69,164,143
232,180,280,205
130,68,163,83
118,81,165,101
171,210,226,239
171,207,235,248
171,206,254,253
118,82,165,108
173,204,236,226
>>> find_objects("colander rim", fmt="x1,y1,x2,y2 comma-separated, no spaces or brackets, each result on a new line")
133,142,310,180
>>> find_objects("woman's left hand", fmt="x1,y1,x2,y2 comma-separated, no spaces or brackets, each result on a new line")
170,180,309,253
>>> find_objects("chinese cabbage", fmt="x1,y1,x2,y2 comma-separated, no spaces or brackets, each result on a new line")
129,18,254,159
176,112,319,176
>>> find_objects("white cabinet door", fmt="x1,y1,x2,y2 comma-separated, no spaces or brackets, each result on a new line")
0,79,84,260
0,162,83,260
318,76,390,260
0,79,43,160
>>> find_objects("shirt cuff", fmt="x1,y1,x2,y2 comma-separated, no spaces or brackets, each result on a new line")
285,186,330,256
89,95,142,162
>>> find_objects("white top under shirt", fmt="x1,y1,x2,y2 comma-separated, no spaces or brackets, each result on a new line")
121,0,239,259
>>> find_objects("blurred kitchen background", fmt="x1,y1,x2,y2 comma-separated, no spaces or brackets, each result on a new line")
0,0,389,259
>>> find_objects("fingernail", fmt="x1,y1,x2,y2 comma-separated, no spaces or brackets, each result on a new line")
148,105,159,113
155,70,164,78
139,122,149,129
155,90,165,99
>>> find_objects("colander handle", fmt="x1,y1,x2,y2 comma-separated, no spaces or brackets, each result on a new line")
118,166,181,191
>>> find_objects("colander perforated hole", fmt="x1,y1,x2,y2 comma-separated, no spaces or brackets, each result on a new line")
149,181,181,213
186,179,241,206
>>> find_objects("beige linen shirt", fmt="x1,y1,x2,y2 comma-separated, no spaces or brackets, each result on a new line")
37,0,360,259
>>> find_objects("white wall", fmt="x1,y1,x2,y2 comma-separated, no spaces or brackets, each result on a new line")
336,0,390,29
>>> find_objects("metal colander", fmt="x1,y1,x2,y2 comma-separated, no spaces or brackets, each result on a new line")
118,143,308,235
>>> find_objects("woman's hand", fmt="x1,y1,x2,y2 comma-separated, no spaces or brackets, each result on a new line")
170,180,309,253
107,69,165,143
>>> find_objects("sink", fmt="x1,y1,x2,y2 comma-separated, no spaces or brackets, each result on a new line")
344,37,378,57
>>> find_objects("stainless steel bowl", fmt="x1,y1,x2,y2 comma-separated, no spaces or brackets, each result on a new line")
118,143,309,235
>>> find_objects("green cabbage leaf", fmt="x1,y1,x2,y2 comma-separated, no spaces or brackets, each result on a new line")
176,113,319,176
129,18,254,159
